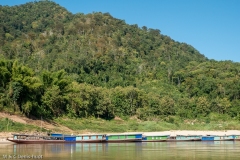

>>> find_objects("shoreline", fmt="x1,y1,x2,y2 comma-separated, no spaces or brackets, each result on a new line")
139,130,240,136
1,130,240,144
1,130,240,138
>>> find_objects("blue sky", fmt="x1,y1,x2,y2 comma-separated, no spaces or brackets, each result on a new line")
1,0,240,62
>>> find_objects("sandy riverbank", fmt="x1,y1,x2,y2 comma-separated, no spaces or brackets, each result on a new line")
2,130,240,138
140,130,240,136
0,132,15,143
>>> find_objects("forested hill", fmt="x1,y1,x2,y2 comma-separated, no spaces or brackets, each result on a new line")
0,1,240,122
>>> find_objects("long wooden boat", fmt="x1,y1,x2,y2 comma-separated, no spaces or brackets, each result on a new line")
167,135,202,142
7,133,107,144
51,133,106,143
142,135,169,142
75,134,106,143
7,134,66,144
202,135,234,141
106,133,142,143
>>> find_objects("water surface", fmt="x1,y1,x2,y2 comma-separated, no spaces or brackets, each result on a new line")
1,141,240,160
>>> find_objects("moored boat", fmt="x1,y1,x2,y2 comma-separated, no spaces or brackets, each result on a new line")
201,135,235,141
76,134,106,143
106,133,142,143
7,134,67,144
167,135,202,142
142,134,169,142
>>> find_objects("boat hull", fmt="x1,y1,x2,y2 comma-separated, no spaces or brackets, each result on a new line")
76,140,106,143
142,140,168,142
7,138,66,144
7,138,106,144
167,139,201,142
202,139,234,141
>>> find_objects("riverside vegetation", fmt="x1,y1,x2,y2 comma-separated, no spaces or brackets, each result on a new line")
0,1,240,132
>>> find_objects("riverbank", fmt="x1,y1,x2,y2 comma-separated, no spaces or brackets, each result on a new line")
55,117,240,133
1,129,240,144
140,130,240,136
1,130,240,139
0,132,15,143
1,113,240,135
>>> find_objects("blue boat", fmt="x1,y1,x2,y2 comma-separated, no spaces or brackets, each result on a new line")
51,133,107,143
64,136,76,142
50,133,77,142
202,136,214,141
201,135,234,141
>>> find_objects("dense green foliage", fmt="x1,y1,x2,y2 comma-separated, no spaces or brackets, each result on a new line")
0,1,240,124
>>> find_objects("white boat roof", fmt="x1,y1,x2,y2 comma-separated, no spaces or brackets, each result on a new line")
106,133,142,136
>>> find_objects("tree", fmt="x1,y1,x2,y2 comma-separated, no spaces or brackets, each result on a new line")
212,97,231,114
41,85,65,116
196,96,210,116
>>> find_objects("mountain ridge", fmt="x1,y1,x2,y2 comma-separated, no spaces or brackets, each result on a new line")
0,1,239,125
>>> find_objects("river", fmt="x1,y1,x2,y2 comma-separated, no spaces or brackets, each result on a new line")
1,141,240,160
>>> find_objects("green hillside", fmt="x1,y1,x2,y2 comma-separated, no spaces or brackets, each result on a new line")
0,1,240,127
